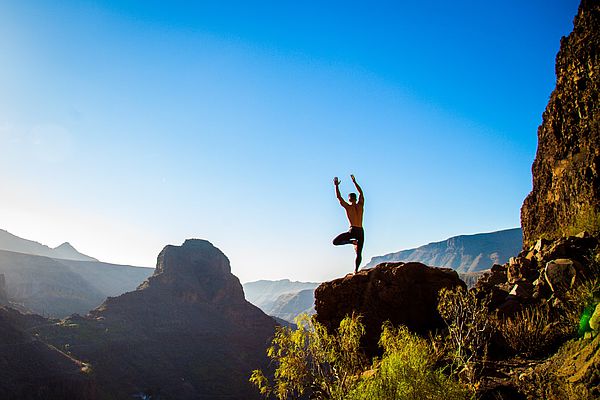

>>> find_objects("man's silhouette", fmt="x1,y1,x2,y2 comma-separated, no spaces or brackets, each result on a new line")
333,175,364,273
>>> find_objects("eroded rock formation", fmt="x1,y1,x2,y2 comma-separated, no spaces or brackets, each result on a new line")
521,0,600,246
35,239,277,400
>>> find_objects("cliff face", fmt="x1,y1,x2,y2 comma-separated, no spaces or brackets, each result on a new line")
521,0,600,246
35,239,277,400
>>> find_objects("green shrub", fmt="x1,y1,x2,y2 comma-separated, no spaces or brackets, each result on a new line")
346,323,470,400
250,314,470,400
250,313,367,400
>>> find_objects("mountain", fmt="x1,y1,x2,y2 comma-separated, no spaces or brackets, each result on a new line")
243,279,319,309
33,239,277,399
0,249,153,317
51,242,97,262
263,288,316,322
365,228,523,272
521,0,600,246
0,229,97,261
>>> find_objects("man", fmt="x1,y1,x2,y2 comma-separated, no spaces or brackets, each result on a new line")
333,174,364,273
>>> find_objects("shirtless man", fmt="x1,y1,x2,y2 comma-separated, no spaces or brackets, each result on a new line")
333,174,364,273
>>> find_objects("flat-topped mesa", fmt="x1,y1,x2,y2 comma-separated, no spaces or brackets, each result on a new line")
521,0,600,246
314,262,465,357
136,239,246,304
93,239,253,319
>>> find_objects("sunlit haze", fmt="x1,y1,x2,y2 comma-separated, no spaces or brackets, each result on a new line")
0,1,580,282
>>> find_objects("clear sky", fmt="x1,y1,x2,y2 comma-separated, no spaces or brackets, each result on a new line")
0,0,580,283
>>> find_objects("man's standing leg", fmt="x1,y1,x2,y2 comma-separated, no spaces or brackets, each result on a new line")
353,228,364,273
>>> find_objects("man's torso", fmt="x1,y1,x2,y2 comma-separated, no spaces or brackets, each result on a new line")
344,203,364,228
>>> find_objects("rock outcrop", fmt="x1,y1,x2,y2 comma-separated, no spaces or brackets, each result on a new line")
314,262,465,356
474,233,598,321
521,0,600,246
35,239,277,400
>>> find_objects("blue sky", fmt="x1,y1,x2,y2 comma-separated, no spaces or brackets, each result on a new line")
0,1,580,282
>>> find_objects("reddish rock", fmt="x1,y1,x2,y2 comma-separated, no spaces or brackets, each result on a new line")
314,262,465,356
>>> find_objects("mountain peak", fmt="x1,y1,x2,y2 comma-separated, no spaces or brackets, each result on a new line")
51,241,97,262
54,242,75,251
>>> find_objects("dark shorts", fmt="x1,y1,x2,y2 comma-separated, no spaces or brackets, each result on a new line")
333,226,364,249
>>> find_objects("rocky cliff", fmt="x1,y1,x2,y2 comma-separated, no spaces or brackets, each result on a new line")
314,262,465,356
521,0,600,246
35,239,277,399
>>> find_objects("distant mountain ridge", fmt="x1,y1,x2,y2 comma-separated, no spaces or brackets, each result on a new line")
0,229,97,261
0,249,153,317
266,288,316,322
0,229,153,317
243,279,319,322
365,228,523,272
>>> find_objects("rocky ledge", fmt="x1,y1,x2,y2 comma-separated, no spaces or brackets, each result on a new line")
314,262,465,356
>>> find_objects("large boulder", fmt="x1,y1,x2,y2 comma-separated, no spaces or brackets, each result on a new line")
314,262,465,356
520,0,600,246
543,258,584,296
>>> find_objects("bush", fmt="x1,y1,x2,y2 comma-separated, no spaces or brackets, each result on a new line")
346,323,470,400
250,313,367,400
437,287,493,386
500,305,560,357
250,314,470,400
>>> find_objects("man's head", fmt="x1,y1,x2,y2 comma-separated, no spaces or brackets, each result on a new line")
348,193,357,204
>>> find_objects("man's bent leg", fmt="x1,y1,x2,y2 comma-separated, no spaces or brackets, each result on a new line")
333,231,354,246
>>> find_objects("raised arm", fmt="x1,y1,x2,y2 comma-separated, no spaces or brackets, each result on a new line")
334,177,347,207
351,175,364,204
